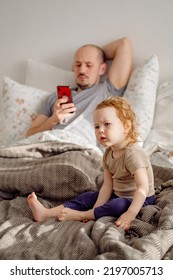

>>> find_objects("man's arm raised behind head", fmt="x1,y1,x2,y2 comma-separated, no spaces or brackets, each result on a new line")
102,37,132,89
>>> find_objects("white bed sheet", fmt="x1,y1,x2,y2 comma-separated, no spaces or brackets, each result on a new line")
18,129,103,155
149,144,173,168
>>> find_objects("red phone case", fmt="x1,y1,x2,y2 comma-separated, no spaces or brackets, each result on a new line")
57,86,73,103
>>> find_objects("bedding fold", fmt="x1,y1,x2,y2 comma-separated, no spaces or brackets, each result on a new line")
0,141,103,202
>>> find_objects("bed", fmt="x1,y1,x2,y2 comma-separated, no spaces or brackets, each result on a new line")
0,54,173,260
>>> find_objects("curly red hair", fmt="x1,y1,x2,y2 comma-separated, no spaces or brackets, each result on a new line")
95,96,139,143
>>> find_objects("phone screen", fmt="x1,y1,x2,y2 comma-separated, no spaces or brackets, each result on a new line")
57,86,73,103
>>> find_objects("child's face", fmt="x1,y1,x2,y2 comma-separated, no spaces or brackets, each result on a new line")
93,107,127,148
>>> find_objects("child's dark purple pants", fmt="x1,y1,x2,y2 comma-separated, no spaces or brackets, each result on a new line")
63,191,155,220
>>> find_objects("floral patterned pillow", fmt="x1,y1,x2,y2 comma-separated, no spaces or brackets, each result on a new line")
0,77,49,146
124,55,159,143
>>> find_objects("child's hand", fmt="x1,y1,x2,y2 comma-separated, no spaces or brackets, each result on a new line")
115,210,136,230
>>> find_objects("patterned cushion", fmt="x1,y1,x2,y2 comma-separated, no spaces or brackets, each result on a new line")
124,55,159,143
0,77,49,146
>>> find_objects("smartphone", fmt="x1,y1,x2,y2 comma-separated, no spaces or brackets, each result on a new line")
57,86,73,103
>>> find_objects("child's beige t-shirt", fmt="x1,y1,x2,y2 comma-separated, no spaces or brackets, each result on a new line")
103,143,155,198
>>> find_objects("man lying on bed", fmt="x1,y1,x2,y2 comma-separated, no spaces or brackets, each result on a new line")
26,37,132,149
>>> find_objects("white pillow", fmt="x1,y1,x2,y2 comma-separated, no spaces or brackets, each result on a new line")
123,55,159,143
25,59,76,92
143,81,173,155
0,77,49,146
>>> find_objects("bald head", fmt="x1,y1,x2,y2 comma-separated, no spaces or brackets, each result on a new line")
74,44,105,64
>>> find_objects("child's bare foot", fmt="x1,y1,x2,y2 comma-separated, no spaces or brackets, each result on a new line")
58,208,85,222
27,192,49,222
27,192,65,222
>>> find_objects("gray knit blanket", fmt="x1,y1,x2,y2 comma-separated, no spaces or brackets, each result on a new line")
0,141,173,260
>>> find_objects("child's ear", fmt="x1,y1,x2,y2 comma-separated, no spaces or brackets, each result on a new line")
125,120,131,132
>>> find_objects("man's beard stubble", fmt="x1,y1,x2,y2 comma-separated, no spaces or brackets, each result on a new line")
76,82,90,91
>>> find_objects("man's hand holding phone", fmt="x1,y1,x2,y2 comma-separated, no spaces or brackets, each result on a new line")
52,86,76,125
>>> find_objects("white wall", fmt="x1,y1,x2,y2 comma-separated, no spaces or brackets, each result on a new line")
0,0,173,94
